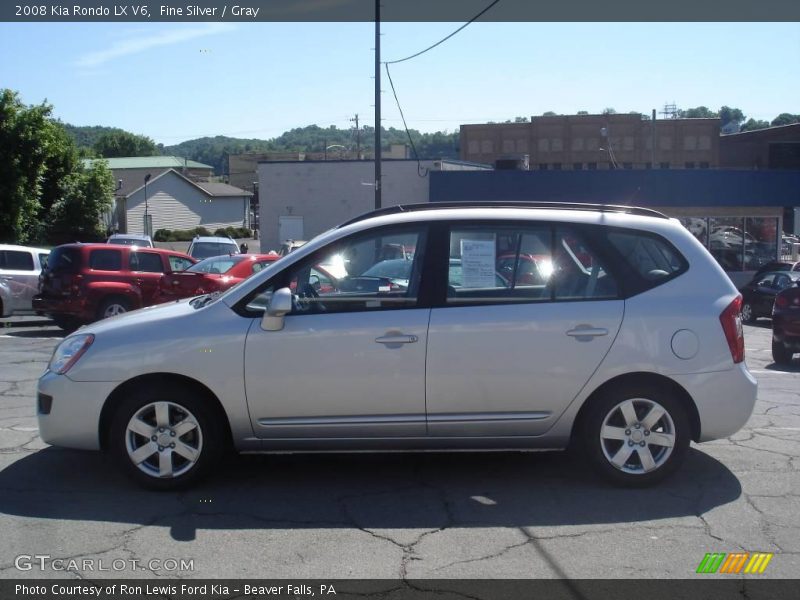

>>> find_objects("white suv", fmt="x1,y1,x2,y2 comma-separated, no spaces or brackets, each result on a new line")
37,203,756,489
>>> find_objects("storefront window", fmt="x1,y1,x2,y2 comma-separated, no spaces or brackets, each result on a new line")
679,216,779,272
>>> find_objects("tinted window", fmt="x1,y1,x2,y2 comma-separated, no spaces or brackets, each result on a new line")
47,247,81,272
607,231,685,283
89,249,122,271
130,251,164,273
39,253,49,269
1,250,34,271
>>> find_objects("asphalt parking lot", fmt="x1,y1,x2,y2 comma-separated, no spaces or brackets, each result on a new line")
0,316,798,579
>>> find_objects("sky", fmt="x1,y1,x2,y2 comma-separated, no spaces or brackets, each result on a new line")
0,21,798,145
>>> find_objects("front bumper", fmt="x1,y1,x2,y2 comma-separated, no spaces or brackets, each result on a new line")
37,370,118,450
672,363,758,442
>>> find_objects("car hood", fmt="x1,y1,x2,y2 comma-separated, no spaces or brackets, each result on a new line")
73,297,200,336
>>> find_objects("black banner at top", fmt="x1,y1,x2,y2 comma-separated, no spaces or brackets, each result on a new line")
3,0,800,22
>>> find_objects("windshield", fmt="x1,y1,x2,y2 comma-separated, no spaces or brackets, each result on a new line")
190,242,239,260
188,255,244,274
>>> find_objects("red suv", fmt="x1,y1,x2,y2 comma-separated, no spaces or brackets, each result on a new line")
33,243,196,330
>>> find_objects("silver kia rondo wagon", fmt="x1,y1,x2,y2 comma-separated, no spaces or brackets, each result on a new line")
37,203,757,489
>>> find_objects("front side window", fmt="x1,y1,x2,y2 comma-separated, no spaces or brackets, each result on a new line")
282,227,425,315
130,251,164,273
168,256,195,272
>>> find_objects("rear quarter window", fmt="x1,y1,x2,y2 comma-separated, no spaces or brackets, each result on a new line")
607,230,687,286
89,249,123,271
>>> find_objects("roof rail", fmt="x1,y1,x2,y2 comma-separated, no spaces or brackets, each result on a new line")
338,201,668,228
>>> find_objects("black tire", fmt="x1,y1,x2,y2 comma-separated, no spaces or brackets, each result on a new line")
581,383,691,487
51,314,81,332
740,302,756,324
772,339,793,365
96,296,130,321
109,384,224,490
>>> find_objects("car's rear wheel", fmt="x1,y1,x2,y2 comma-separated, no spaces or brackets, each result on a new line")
740,302,755,323
582,384,691,486
110,385,223,490
772,339,794,365
98,296,130,320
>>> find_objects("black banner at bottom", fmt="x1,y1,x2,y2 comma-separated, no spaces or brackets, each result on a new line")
2,580,798,600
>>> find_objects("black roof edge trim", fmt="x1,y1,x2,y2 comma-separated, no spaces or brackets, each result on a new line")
338,202,669,228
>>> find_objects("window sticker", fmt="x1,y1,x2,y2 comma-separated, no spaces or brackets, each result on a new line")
460,239,497,288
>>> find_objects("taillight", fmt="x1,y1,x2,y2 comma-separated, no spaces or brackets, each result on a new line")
70,273,84,292
719,295,745,364
775,295,789,309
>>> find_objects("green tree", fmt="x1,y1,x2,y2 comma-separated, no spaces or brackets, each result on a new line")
679,106,717,118
48,160,115,243
740,118,771,132
93,130,159,158
771,113,800,127
0,90,79,243
602,107,617,115
719,106,746,127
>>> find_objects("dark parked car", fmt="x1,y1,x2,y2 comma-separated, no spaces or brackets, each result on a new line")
753,261,800,279
772,280,800,364
33,243,196,330
739,271,800,324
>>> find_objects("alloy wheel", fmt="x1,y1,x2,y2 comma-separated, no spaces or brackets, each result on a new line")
599,398,676,475
125,401,203,478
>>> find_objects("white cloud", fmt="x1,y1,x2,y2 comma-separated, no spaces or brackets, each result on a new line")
74,23,236,68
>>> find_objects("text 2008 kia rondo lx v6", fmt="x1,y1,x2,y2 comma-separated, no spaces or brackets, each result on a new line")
37,203,757,489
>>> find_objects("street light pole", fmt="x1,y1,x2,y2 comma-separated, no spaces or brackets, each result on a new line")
143,173,151,236
374,0,381,210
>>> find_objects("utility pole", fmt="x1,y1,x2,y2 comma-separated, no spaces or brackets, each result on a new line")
374,0,381,210
351,114,361,158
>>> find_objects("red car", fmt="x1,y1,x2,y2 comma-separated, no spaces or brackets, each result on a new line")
772,280,800,364
156,253,281,301
33,243,196,330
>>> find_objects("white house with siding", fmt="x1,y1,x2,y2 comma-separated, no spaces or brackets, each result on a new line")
123,169,252,235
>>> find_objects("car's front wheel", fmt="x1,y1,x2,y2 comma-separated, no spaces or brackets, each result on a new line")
582,384,691,486
110,385,223,490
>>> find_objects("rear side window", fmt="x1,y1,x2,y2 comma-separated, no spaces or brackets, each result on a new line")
89,249,122,271
46,247,81,272
0,250,34,271
607,231,686,283
130,251,164,273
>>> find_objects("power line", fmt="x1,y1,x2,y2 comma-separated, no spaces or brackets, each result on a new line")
385,64,427,177
384,0,502,65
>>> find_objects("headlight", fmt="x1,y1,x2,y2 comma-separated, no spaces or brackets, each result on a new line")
49,334,95,375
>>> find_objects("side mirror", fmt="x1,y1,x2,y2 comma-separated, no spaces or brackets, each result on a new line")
261,287,292,331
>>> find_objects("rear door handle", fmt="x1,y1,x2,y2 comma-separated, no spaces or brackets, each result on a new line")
375,334,418,344
566,326,608,339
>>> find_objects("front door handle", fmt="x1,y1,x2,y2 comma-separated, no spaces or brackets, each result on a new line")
566,325,608,340
375,334,418,344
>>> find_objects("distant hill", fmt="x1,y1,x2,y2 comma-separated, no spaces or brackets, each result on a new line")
64,123,460,175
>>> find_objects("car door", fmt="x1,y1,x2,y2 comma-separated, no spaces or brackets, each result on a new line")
0,249,39,312
128,251,166,305
243,224,430,439
426,222,624,437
